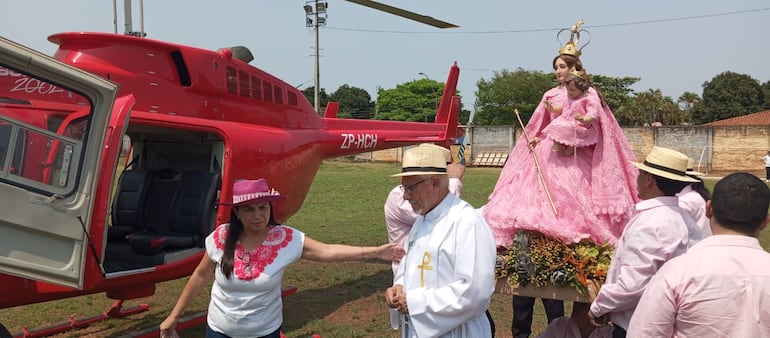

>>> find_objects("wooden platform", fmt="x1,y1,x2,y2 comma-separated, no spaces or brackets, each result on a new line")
495,279,596,303
473,152,508,167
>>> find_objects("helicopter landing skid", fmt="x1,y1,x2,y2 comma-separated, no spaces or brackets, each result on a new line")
14,300,148,338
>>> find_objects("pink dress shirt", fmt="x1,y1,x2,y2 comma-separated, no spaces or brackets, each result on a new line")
627,235,770,337
590,196,702,330
676,185,711,237
384,178,462,273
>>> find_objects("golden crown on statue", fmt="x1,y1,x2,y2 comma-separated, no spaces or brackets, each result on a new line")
569,68,590,81
557,19,591,58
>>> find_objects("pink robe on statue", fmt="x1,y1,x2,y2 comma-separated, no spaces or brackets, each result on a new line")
542,92,599,147
482,85,638,247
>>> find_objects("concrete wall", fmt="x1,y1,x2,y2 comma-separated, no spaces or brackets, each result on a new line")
366,125,770,173
711,126,770,172
619,127,653,162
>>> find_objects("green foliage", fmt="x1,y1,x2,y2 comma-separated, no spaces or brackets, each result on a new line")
474,68,553,125
762,81,770,110
375,79,444,122
330,85,375,119
497,231,613,295
591,75,640,125
622,89,680,126
677,91,702,124
691,71,767,124
459,108,472,125
302,86,331,114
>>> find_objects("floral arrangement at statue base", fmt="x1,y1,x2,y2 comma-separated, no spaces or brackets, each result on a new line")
495,230,613,299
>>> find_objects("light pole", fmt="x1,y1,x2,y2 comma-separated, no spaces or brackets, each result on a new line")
418,72,437,111
304,1,328,113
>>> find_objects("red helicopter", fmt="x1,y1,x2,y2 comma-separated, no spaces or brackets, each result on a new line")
0,2,462,336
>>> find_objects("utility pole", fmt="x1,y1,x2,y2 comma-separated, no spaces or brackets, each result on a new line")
118,0,146,37
304,1,327,113
418,72,438,111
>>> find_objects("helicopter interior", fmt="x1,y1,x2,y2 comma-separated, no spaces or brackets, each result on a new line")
103,125,223,274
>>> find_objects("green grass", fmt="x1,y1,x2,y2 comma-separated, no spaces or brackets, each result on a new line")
0,162,768,337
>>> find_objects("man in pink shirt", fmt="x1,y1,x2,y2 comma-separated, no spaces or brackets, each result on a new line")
588,146,703,337
676,158,712,237
627,172,770,337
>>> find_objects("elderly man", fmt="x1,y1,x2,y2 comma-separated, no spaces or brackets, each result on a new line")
385,143,465,275
588,146,704,337
628,172,770,337
385,143,496,338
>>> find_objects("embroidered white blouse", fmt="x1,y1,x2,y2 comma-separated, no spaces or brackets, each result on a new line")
205,223,304,337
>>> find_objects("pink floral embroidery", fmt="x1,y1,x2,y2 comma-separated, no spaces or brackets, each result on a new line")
213,225,228,250
226,226,293,281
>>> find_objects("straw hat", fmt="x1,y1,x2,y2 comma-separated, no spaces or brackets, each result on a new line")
418,143,453,162
686,158,705,177
631,147,698,182
391,143,450,177
221,178,285,206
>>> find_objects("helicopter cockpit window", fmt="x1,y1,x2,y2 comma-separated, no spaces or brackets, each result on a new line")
263,81,273,102
0,64,92,195
226,67,237,95
251,77,262,100
239,71,250,98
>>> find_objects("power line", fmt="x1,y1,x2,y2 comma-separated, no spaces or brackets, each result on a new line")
326,7,770,34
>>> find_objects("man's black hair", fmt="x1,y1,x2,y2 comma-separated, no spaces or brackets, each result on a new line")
711,172,770,235
652,175,690,196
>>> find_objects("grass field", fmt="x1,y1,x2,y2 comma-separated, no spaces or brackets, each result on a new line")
0,162,768,337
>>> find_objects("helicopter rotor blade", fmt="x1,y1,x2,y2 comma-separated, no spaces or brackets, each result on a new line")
346,0,459,29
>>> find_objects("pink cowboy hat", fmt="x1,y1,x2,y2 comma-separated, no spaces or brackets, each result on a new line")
221,178,285,206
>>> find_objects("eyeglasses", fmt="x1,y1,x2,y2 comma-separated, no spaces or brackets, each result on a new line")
400,178,429,194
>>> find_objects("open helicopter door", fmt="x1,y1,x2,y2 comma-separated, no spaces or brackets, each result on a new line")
0,36,120,289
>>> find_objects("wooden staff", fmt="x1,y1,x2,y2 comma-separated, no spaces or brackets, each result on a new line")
514,109,558,216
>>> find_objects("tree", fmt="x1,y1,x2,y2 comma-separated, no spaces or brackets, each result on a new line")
375,79,446,121
474,68,553,125
459,108,472,125
623,89,680,126
691,71,765,124
301,86,330,114
762,80,770,110
329,85,374,119
591,75,639,125
677,92,701,124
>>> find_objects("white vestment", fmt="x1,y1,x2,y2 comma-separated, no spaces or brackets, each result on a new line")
394,193,496,338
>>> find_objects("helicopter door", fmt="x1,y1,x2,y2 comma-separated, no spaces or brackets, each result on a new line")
0,37,119,289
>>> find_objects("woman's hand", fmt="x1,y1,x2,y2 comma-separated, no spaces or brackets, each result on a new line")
375,242,405,262
159,317,178,338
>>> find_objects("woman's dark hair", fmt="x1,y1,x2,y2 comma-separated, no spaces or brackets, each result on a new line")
687,176,711,201
220,203,279,279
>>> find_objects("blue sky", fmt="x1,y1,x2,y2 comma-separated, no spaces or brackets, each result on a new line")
2,0,768,112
